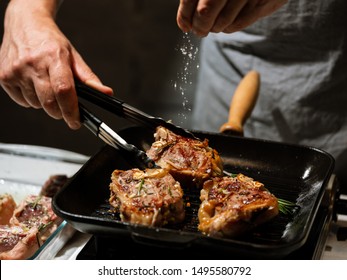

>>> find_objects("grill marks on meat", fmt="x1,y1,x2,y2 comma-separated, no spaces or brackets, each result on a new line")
109,168,185,227
198,174,279,238
146,126,223,186
107,127,279,237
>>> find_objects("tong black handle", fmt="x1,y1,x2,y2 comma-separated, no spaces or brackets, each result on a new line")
75,79,158,129
75,79,198,139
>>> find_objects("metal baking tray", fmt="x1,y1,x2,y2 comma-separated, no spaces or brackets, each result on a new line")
53,126,335,259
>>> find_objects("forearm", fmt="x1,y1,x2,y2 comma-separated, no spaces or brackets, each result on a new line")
7,0,62,19
3,0,64,55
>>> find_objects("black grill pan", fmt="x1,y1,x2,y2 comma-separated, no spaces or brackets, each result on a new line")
52,126,334,259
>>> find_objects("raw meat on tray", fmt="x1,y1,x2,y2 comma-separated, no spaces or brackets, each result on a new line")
0,225,40,260
0,174,67,260
0,194,16,225
0,194,63,260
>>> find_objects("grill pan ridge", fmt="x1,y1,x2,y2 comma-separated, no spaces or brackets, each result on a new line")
53,126,334,259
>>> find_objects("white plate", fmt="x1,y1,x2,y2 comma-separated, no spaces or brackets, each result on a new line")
0,143,89,259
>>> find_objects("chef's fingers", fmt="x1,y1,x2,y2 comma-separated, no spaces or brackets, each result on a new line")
71,48,113,96
191,0,231,37
48,57,80,130
33,77,62,120
19,79,42,109
223,0,287,33
0,62,40,108
0,83,30,108
211,0,247,33
177,0,199,33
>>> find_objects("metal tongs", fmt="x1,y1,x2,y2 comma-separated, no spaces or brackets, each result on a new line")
75,80,197,139
78,103,156,169
75,80,197,169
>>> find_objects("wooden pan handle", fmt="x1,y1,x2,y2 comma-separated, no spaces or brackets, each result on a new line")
219,70,260,136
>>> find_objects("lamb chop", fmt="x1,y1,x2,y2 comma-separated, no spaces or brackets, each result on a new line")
109,168,185,227
0,173,68,260
39,174,69,198
0,194,62,260
198,173,279,238
0,226,39,260
0,194,16,225
10,195,63,245
146,126,223,187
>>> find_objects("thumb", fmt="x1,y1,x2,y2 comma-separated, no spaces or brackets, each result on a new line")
71,47,114,96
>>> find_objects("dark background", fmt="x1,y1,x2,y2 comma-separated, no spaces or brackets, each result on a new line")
0,0,200,156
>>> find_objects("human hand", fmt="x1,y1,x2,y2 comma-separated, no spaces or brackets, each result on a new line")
177,0,287,37
0,0,113,130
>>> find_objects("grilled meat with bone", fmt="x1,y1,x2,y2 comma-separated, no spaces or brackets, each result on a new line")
198,174,279,238
146,126,223,186
109,168,185,227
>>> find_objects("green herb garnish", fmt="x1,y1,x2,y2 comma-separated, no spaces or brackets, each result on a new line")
278,198,297,215
29,196,42,209
224,172,298,215
137,179,145,196
38,221,53,232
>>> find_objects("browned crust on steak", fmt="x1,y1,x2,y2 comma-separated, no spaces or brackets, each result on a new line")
109,168,185,227
198,174,279,238
146,126,223,187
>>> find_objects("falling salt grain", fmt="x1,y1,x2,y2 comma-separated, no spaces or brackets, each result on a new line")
172,33,199,124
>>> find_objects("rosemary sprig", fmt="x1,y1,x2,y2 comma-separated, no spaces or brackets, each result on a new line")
29,195,42,209
225,172,298,215
38,221,53,232
36,221,53,248
278,198,297,215
136,179,145,196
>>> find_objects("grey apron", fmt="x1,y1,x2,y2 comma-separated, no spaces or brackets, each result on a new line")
192,0,347,186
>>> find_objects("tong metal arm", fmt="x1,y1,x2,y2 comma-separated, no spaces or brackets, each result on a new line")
79,104,157,170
